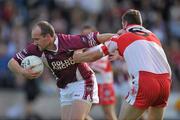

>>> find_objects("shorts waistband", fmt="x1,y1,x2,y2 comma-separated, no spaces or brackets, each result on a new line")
139,71,170,79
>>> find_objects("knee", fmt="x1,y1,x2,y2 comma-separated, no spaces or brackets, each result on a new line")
104,111,117,120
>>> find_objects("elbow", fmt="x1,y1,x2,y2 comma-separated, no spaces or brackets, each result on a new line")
8,58,13,70
8,58,15,71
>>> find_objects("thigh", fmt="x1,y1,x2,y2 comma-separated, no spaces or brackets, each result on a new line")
119,101,146,120
60,105,72,120
147,107,165,120
71,100,92,120
59,87,73,107
72,77,99,104
59,87,73,120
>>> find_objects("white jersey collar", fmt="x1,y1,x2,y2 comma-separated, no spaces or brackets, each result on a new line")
125,24,151,33
48,35,59,52
125,24,143,31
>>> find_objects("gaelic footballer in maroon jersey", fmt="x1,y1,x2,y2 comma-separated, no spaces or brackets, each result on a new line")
14,33,99,88
8,21,114,120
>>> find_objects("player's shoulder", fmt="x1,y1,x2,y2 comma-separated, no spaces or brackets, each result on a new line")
26,43,43,55
57,33,65,39
111,32,132,41
120,31,134,37
26,42,39,50
57,33,67,36
57,33,76,38
57,33,80,41
110,34,121,41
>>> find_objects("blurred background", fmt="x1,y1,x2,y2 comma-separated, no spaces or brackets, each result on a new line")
0,0,180,120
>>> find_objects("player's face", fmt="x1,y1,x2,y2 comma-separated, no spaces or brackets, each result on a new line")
32,26,50,51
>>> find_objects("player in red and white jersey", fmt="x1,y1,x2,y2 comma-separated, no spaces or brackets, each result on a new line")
8,21,114,120
81,25,117,120
73,9,172,120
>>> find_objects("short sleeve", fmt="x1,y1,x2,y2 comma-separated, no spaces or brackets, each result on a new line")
103,35,119,54
13,43,43,64
58,32,99,51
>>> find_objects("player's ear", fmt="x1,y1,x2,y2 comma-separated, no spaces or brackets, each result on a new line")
45,34,49,38
122,21,128,29
45,34,51,40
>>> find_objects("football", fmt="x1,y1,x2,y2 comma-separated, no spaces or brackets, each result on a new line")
21,55,44,74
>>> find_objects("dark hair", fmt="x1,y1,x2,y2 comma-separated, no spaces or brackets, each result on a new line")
122,9,142,25
35,21,55,37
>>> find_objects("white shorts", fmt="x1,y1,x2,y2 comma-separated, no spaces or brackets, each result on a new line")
59,75,99,106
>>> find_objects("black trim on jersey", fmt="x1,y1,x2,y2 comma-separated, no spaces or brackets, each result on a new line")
129,27,149,37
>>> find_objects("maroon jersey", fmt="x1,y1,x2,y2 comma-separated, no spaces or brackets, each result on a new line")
14,33,99,88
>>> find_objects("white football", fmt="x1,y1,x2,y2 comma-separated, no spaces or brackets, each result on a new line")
21,55,44,74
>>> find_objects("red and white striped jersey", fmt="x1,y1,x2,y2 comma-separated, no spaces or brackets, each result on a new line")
101,25,171,78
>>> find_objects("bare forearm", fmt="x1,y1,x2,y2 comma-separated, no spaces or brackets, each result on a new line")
8,58,42,79
78,52,102,63
73,46,104,63
97,33,115,43
8,58,24,75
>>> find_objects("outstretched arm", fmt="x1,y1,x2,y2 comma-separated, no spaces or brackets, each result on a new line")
73,45,104,63
59,33,115,51
97,33,115,43
73,35,119,63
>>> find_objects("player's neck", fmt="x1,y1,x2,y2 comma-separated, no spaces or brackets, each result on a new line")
46,37,57,51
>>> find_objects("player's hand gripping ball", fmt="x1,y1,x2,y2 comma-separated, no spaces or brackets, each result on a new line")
21,55,44,76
